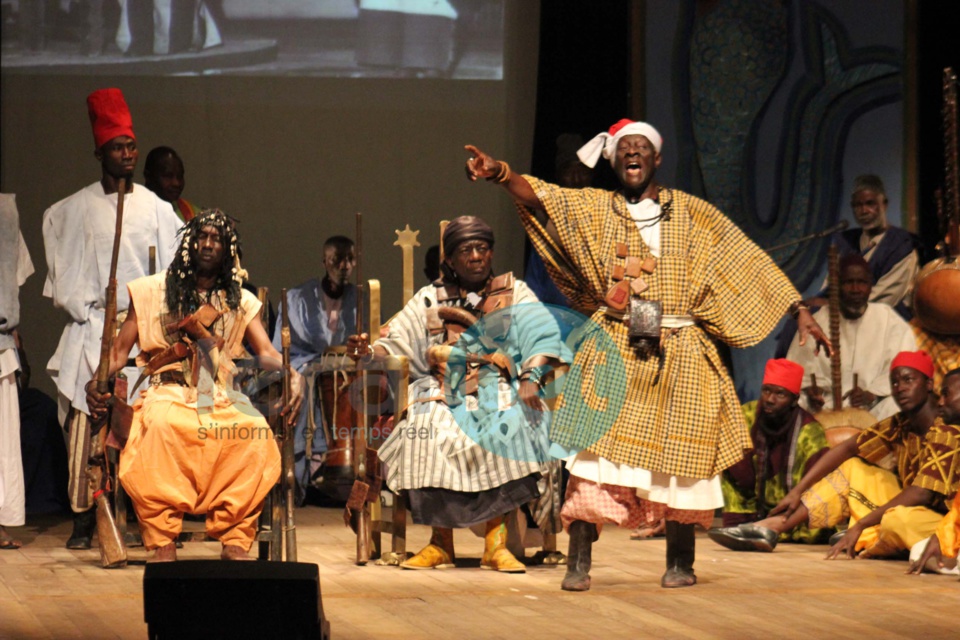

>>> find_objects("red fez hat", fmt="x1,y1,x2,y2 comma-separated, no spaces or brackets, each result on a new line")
762,358,804,396
890,350,934,379
87,88,135,149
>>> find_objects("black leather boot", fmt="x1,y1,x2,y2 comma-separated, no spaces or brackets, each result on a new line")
561,520,598,591
66,508,97,550
661,520,697,588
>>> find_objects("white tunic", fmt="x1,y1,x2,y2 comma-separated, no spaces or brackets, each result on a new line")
786,302,918,420
42,182,181,419
1,200,34,527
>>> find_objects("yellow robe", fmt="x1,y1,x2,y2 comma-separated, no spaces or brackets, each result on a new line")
804,414,960,555
119,272,281,550
937,492,960,558
517,180,799,478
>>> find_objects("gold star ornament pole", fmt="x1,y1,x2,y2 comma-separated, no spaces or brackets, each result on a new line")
394,224,421,306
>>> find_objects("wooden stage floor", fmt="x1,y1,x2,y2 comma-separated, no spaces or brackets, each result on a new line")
2,507,957,639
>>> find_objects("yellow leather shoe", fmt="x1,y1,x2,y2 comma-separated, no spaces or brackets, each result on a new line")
480,547,526,573
480,517,526,573
400,543,455,570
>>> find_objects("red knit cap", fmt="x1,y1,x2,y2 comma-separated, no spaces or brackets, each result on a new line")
87,88,135,149
762,358,804,395
890,350,935,379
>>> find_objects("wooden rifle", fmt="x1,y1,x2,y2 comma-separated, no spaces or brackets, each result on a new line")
344,212,380,564
90,176,129,569
254,286,286,562
280,288,298,561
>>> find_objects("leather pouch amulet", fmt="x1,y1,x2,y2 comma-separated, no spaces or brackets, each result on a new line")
628,298,662,357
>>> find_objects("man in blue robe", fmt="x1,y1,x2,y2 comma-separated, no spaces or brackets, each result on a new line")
272,236,358,502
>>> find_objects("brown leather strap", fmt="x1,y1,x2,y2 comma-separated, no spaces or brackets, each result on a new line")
150,370,188,386
487,271,514,293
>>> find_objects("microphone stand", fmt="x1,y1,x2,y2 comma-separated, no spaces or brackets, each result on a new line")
765,221,849,253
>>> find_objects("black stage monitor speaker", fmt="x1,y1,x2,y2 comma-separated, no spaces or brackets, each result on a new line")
143,560,330,640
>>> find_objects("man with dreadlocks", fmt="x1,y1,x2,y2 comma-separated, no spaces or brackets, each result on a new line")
86,210,302,561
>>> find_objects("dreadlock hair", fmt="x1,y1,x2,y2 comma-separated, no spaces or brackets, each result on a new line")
165,209,246,318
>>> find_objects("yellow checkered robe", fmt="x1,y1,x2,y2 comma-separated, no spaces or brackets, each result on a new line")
857,414,960,513
517,178,800,478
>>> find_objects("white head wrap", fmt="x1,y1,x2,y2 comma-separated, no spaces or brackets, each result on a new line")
576,119,663,168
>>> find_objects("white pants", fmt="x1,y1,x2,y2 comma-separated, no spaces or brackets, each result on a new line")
0,348,25,527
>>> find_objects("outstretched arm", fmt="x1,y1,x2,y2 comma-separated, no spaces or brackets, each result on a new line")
769,435,860,518
907,534,944,575
464,144,542,210
827,485,936,559
795,307,832,356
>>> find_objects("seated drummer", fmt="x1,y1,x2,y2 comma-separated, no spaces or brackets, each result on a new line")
347,216,569,573
272,235,359,501
709,351,960,561
708,359,831,551
87,210,302,562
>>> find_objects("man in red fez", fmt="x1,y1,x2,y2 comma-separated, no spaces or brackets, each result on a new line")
42,88,182,552
710,350,960,562
708,359,831,551
909,367,960,576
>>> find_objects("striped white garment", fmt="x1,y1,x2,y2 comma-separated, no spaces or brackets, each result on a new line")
376,279,563,493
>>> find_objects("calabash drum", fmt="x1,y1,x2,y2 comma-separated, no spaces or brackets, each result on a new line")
913,257,960,336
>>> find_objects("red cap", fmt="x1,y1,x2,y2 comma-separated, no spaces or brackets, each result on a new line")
762,358,804,396
890,350,934,379
87,88,135,149
608,118,635,136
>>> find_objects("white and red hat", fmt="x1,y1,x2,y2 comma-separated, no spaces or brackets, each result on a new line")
576,118,663,168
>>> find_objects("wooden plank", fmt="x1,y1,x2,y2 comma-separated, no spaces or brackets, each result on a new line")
2,510,959,640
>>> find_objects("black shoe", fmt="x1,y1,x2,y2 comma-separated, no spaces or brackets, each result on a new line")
662,521,697,588
66,510,97,549
707,523,778,552
561,520,597,592
828,529,847,547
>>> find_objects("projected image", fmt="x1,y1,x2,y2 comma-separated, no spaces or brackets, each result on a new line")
0,0,503,78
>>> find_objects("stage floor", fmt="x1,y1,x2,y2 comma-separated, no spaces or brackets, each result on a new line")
1,506,957,639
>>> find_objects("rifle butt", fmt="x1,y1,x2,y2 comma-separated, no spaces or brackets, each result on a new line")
95,492,128,568
356,506,371,565
282,433,298,561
